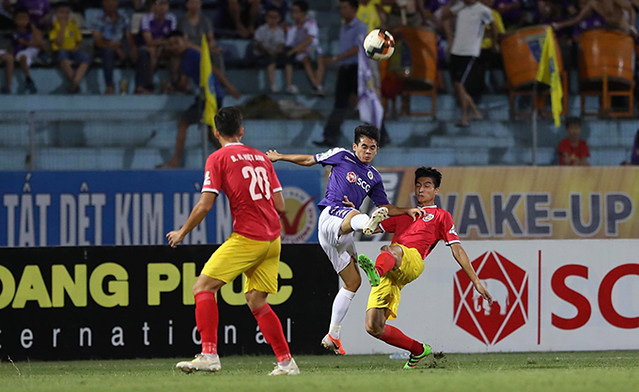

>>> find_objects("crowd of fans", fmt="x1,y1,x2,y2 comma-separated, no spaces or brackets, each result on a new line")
0,0,638,95
0,0,638,165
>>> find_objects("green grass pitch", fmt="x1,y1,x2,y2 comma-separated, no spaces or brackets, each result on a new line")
2,351,638,392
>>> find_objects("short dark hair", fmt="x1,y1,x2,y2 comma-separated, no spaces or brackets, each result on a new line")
339,0,359,10
214,107,243,137
292,0,309,13
565,116,581,129
55,1,71,10
415,167,442,188
13,7,29,16
353,124,380,145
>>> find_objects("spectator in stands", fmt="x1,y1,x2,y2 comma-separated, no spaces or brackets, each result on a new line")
91,0,137,95
314,0,393,147
157,31,241,168
479,0,504,93
261,0,289,24
284,0,324,95
384,0,436,28
135,0,177,94
253,7,286,93
49,2,91,94
441,0,496,127
492,0,521,30
178,0,225,72
16,0,51,30
228,0,260,38
558,117,590,166
11,7,43,94
358,0,385,31
552,0,636,36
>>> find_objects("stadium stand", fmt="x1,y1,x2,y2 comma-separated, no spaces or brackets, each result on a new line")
0,0,636,170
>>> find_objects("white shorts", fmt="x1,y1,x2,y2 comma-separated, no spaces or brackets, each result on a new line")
318,207,357,273
15,48,39,67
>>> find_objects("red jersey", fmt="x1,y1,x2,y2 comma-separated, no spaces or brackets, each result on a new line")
379,205,460,259
558,138,590,165
201,143,283,241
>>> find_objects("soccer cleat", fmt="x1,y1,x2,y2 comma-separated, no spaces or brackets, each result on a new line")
358,254,381,287
321,334,346,355
268,358,300,376
363,207,388,235
176,353,221,373
403,344,432,369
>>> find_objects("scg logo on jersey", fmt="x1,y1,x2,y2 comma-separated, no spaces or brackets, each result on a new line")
346,172,357,183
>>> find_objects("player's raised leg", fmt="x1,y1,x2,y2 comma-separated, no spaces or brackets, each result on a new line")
359,244,402,287
176,275,225,373
339,207,389,237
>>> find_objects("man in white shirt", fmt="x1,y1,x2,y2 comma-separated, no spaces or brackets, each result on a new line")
442,0,496,127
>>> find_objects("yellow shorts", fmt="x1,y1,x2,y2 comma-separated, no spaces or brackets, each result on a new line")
200,232,281,294
367,244,424,320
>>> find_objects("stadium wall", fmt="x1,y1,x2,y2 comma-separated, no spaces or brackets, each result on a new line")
343,239,639,354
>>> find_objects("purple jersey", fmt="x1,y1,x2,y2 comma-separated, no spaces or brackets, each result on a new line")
428,0,450,13
16,0,50,26
314,148,389,211
137,12,177,46
13,30,32,54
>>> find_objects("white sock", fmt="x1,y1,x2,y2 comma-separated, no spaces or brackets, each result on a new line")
329,287,356,339
349,213,370,232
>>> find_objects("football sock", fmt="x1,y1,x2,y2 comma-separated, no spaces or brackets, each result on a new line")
329,288,356,338
375,251,396,277
194,290,218,354
252,303,291,363
379,325,424,355
349,213,369,231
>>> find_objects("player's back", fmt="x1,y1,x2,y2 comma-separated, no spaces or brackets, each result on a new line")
203,143,283,242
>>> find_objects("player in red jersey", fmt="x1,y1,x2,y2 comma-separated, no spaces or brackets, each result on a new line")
166,107,299,376
357,166,493,369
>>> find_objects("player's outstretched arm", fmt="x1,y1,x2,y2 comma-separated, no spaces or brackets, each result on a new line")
166,192,217,248
384,204,425,221
266,149,317,166
450,243,493,304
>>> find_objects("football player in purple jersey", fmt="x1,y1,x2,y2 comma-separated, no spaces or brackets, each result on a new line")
267,123,422,355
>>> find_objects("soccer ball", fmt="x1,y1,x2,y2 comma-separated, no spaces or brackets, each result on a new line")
363,29,395,61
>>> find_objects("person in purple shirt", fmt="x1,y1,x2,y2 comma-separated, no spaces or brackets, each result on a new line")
266,124,423,356
135,0,177,93
16,0,51,29
493,0,521,29
314,0,390,147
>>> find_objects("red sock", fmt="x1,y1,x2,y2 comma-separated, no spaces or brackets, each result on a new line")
195,291,218,354
251,304,291,362
375,251,396,277
379,325,424,355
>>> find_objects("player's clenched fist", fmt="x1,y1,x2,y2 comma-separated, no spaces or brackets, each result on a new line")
166,230,185,248
266,150,281,162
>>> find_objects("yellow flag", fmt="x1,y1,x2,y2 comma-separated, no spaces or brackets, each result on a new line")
536,27,562,127
200,34,217,126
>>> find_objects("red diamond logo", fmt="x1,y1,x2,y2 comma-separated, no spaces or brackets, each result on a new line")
453,251,528,345
346,172,357,183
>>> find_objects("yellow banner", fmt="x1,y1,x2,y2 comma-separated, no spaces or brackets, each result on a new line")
381,166,639,240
